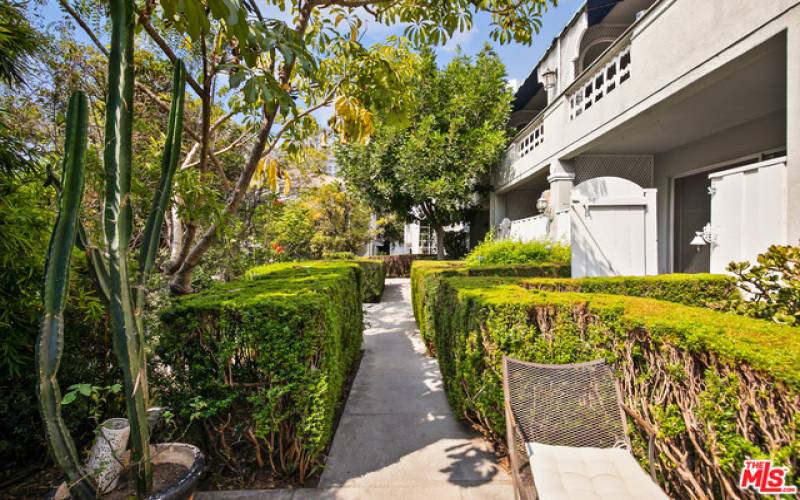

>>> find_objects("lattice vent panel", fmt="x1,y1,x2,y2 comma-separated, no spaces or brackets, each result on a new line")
573,155,654,188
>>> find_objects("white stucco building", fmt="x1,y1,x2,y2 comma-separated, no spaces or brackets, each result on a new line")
495,0,799,277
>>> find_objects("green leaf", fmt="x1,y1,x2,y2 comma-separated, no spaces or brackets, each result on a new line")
62,391,77,405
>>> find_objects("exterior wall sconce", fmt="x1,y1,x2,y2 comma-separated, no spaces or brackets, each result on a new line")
536,194,549,214
541,69,558,90
690,223,715,249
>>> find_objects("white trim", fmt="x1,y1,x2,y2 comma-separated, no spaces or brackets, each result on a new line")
548,172,576,183
707,156,787,178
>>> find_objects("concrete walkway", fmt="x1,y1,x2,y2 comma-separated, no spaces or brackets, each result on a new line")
199,278,512,499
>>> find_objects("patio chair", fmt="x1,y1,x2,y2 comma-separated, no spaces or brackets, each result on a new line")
502,357,668,500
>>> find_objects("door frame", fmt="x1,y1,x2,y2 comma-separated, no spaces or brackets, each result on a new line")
667,147,786,273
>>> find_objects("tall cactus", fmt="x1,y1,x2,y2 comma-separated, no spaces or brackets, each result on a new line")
37,0,186,496
36,91,96,499
104,0,152,493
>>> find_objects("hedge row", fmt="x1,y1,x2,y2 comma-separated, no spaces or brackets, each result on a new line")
410,260,571,349
426,277,799,499
355,260,385,303
367,254,437,278
521,273,738,308
247,259,385,303
157,261,364,481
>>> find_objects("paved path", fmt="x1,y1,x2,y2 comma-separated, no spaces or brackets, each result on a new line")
199,278,512,499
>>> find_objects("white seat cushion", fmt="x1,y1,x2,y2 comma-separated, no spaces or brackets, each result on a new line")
526,443,669,500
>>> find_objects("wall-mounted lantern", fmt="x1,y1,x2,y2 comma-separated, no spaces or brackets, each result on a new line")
541,69,558,90
690,223,715,250
536,195,549,214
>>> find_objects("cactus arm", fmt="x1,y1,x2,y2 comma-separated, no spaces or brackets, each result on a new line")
78,224,111,304
36,91,97,499
137,60,186,288
104,0,152,494
133,60,186,412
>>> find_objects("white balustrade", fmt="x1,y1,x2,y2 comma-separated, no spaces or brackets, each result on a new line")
509,214,549,242
569,46,631,120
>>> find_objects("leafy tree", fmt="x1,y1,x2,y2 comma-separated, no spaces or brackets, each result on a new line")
0,0,42,86
268,181,374,259
336,46,512,259
58,0,554,292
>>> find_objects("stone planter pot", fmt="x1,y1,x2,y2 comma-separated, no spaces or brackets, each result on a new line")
85,418,130,494
51,443,204,499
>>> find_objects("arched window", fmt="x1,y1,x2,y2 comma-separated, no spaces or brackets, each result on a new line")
579,39,614,72
577,24,627,74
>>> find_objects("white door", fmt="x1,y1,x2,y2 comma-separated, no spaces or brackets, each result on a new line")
570,177,657,277
709,157,787,273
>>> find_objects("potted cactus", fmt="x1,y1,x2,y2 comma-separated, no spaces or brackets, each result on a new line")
35,0,203,497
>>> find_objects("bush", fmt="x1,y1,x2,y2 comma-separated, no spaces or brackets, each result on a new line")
355,259,385,303
156,262,364,482
727,244,800,325
427,276,800,498
247,260,385,303
410,260,570,349
322,251,356,260
367,254,437,278
464,238,570,266
521,274,738,308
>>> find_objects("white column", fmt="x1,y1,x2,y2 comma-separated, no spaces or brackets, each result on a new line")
490,192,507,226
547,159,576,213
787,27,800,243
548,159,575,241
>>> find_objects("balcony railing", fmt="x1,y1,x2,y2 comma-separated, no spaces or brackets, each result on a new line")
568,45,631,120
506,112,545,163
509,214,549,242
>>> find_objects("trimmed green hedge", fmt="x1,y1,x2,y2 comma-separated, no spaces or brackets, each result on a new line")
521,273,738,308
410,260,570,349
157,262,364,481
355,259,385,303
428,276,800,498
367,254,437,278
247,260,385,303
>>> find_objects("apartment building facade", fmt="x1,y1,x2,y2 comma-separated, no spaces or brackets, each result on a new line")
494,0,799,277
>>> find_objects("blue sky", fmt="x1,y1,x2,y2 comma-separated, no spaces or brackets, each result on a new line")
38,0,583,90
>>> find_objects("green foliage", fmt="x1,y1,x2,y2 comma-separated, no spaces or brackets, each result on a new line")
0,0,43,87
422,276,800,494
0,173,51,378
521,274,738,308
156,262,364,481
409,260,570,349
464,238,570,266
337,47,513,257
266,183,375,260
355,259,386,303
443,231,468,260
367,254,437,278
727,244,800,325
322,251,356,260
247,259,385,303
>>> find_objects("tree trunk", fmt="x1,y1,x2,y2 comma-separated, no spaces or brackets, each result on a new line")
435,225,445,260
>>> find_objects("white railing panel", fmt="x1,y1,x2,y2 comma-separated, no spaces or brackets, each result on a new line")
568,45,631,120
509,215,549,242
